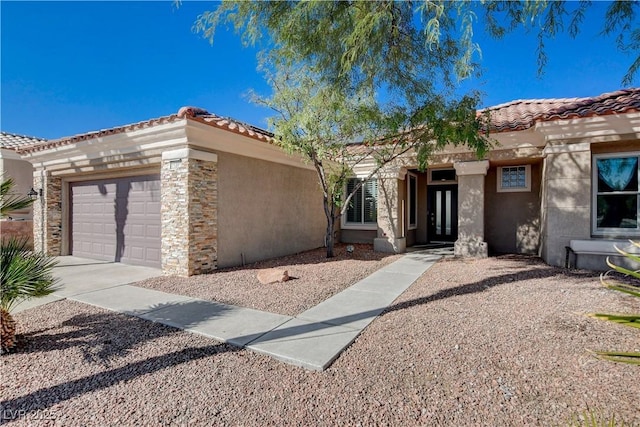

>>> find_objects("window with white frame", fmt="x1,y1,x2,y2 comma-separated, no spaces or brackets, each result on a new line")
497,165,531,192
593,152,640,235
344,178,377,228
407,173,417,229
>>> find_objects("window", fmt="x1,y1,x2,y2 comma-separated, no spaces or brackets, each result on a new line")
497,165,531,192
593,153,640,235
429,168,456,184
407,173,417,229
344,178,377,228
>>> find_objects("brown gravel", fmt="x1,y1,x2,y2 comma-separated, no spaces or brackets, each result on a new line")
136,243,403,316
2,254,639,426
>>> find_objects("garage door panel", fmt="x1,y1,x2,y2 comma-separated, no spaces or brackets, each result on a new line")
146,224,161,238
71,174,161,268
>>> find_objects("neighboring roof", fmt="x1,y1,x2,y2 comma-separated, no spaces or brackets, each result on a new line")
483,88,640,133
0,132,46,150
16,107,274,154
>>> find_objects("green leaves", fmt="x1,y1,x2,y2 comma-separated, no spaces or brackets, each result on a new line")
591,351,640,366
0,177,33,218
183,0,638,257
0,237,59,313
591,241,640,365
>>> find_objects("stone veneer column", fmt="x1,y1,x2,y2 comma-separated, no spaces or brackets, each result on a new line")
540,142,591,266
373,167,407,253
32,170,63,255
161,148,218,276
453,160,490,257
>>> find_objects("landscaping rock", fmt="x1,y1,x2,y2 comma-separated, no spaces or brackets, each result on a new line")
257,268,289,284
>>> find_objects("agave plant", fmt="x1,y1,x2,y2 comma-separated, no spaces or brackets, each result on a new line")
1,177,58,353
588,241,640,365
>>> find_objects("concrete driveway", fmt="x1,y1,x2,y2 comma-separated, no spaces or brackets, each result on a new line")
12,256,162,313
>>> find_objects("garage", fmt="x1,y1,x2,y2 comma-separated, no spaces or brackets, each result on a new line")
70,174,161,268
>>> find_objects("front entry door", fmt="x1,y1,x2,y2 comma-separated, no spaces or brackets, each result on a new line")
427,185,458,242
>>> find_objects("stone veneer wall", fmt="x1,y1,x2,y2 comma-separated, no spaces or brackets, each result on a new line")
32,172,63,255
161,157,218,276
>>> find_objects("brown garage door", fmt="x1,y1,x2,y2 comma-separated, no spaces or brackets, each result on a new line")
70,174,161,268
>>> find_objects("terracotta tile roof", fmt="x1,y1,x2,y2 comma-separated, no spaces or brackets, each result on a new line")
0,132,46,150
13,88,639,154
16,107,274,154
177,106,274,142
482,88,640,133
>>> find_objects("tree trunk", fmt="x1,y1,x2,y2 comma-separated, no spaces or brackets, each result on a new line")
1,308,16,353
325,214,335,258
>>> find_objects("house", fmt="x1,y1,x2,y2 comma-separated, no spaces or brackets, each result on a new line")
339,88,640,270
0,132,46,246
16,108,326,276
16,88,640,275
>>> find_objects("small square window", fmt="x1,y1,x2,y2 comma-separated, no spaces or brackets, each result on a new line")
497,165,531,192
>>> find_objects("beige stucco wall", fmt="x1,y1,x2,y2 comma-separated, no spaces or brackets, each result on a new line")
374,177,406,252
0,152,34,219
216,152,325,268
540,146,592,266
485,162,542,254
453,161,490,257
340,229,376,244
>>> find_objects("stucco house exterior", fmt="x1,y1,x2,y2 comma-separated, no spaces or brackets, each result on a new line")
14,88,640,275
0,132,46,245
340,88,640,270
16,108,326,276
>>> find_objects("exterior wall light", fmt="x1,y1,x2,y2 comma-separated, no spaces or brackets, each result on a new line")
27,188,42,200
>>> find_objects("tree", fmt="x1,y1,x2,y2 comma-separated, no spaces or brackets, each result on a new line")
183,0,639,257
252,58,487,256
0,178,58,353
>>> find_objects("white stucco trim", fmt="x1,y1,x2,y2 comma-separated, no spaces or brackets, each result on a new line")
162,148,218,163
0,148,22,160
21,120,189,170
185,120,314,171
535,112,640,142
19,118,313,173
453,160,490,176
377,166,408,179
542,142,591,156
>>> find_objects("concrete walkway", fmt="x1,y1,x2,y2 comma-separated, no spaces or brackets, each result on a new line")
15,252,441,371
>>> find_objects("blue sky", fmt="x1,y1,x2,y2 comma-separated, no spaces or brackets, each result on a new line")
1,1,637,140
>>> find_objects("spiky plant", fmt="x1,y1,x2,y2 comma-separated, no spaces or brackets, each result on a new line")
0,177,33,217
1,237,59,352
1,177,58,353
588,241,640,365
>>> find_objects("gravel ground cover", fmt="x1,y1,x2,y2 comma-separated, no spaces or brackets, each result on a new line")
135,244,403,316
2,254,639,426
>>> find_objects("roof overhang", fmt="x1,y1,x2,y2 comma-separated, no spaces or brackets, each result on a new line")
534,111,640,143
18,117,314,174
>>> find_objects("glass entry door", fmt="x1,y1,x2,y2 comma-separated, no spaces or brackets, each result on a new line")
427,185,458,242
